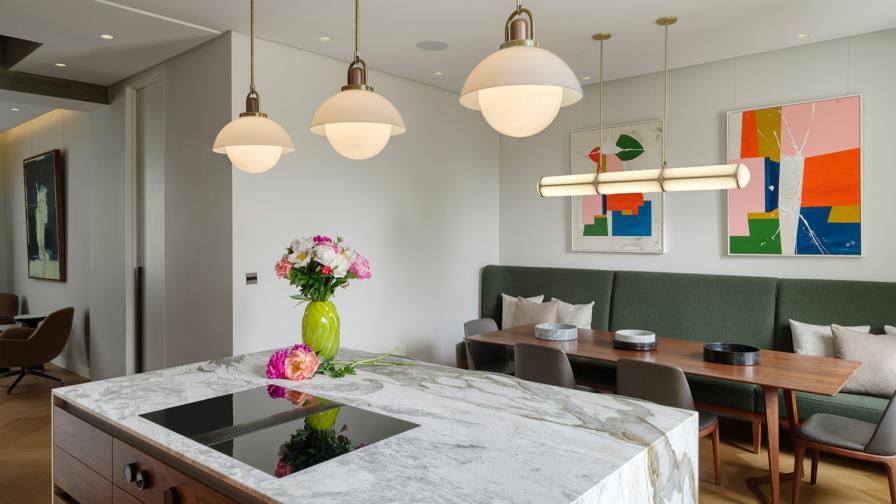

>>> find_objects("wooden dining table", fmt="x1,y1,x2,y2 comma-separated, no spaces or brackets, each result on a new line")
465,325,861,504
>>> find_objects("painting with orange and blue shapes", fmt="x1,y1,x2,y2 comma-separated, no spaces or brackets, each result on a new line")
727,96,861,256
570,120,664,253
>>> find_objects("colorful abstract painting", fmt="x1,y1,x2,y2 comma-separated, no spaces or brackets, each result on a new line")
727,96,861,256
571,120,664,253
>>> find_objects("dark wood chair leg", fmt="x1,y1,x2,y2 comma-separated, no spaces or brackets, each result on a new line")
751,416,762,454
6,370,26,394
810,449,819,485
885,460,896,504
712,425,722,485
793,441,807,503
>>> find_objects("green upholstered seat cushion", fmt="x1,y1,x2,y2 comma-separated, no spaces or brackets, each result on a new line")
610,271,778,349
774,279,896,352
756,389,889,425
480,265,614,330
688,376,759,413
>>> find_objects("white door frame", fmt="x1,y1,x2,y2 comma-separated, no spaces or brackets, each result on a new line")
124,72,164,375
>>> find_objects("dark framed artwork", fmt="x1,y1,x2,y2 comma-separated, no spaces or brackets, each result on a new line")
23,149,66,281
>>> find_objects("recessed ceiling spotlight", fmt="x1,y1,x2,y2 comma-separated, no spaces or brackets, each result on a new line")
434,71,443,76
582,76,591,80
796,33,810,39
54,63,67,68
319,36,331,42
11,108,20,112
101,34,115,40
416,40,448,51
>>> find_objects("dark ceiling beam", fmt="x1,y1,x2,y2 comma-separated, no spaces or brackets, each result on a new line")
0,68,109,105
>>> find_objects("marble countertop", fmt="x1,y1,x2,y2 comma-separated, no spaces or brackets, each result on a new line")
54,348,698,503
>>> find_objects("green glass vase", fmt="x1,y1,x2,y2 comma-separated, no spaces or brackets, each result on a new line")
305,407,340,431
302,300,340,359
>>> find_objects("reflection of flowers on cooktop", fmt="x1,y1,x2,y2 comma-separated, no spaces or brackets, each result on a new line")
268,385,355,478
139,385,418,479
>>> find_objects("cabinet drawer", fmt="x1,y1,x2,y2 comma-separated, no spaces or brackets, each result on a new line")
53,406,112,479
53,446,113,504
113,438,238,504
114,485,143,504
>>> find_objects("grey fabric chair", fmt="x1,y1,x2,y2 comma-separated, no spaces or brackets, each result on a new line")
793,391,896,502
514,343,597,392
0,293,18,325
616,358,721,485
463,318,514,375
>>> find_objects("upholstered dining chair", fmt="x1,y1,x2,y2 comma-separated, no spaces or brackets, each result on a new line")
792,391,896,503
464,318,514,375
0,293,18,325
0,307,74,394
514,343,597,392
616,358,722,485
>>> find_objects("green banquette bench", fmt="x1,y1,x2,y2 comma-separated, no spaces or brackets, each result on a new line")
459,265,896,450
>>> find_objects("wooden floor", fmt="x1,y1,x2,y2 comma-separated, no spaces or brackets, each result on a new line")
0,364,87,504
0,369,891,503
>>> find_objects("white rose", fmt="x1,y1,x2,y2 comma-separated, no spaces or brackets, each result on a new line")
330,253,351,278
313,244,339,267
288,238,314,266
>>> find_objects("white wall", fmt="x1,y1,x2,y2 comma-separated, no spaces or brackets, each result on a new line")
500,29,896,282
230,33,500,364
0,110,92,376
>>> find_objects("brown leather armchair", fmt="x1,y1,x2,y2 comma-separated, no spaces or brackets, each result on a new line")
0,307,74,394
0,293,18,324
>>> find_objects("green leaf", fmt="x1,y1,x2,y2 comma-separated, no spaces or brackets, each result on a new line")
615,134,645,161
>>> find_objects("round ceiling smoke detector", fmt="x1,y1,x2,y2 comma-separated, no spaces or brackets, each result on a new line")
416,40,449,51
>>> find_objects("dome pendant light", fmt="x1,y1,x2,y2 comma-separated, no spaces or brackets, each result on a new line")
213,0,294,174
460,0,582,138
310,0,406,160
537,17,750,197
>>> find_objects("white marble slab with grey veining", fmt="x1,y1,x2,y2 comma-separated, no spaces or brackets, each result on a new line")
54,348,698,503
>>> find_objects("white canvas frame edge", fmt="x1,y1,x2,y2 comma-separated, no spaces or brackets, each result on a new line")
568,119,667,254
724,93,863,258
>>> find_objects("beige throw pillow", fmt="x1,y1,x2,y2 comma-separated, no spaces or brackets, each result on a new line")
501,293,544,329
832,324,896,397
513,298,559,327
885,326,896,335
790,319,870,357
552,298,594,329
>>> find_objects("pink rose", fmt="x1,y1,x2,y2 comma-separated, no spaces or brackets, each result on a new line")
274,257,292,278
275,460,292,478
283,347,321,381
349,254,371,280
266,344,307,379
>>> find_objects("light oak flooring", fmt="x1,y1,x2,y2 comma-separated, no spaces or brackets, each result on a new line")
0,364,87,504
0,369,891,503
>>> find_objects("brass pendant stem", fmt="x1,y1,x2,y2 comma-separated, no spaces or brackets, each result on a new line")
354,0,360,59
656,16,676,170
249,0,255,92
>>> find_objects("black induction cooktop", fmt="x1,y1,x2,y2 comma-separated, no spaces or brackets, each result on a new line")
140,385,418,478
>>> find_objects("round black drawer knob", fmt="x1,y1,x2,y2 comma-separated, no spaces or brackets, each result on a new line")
164,487,180,504
123,463,138,483
134,470,150,490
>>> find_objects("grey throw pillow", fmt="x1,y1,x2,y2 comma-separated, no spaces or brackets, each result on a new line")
551,298,594,329
790,319,870,357
832,324,896,397
885,325,896,335
501,293,544,329
513,298,559,327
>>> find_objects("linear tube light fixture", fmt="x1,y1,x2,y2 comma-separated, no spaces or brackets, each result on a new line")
537,17,750,197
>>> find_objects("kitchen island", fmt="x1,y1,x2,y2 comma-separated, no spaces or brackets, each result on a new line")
52,348,697,503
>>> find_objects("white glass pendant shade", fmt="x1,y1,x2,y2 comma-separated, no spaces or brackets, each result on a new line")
538,164,751,197
461,45,582,137
213,115,295,174
310,89,406,160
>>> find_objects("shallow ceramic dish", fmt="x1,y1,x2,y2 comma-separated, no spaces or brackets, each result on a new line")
703,343,760,366
614,329,656,344
534,323,578,341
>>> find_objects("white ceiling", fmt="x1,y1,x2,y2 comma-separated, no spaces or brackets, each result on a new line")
2,0,896,95
0,99,50,133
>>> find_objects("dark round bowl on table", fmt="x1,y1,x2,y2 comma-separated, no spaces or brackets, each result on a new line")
703,343,760,366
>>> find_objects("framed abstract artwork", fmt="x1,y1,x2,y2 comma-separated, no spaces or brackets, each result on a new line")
570,120,664,253
23,149,66,280
726,95,861,256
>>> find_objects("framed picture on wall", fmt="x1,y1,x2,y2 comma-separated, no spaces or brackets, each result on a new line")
726,95,862,257
23,149,66,281
570,120,664,253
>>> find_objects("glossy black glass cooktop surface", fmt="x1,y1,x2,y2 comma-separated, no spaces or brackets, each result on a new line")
140,385,418,478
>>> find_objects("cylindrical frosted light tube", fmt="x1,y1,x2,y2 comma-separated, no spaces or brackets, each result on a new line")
537,163,750,197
